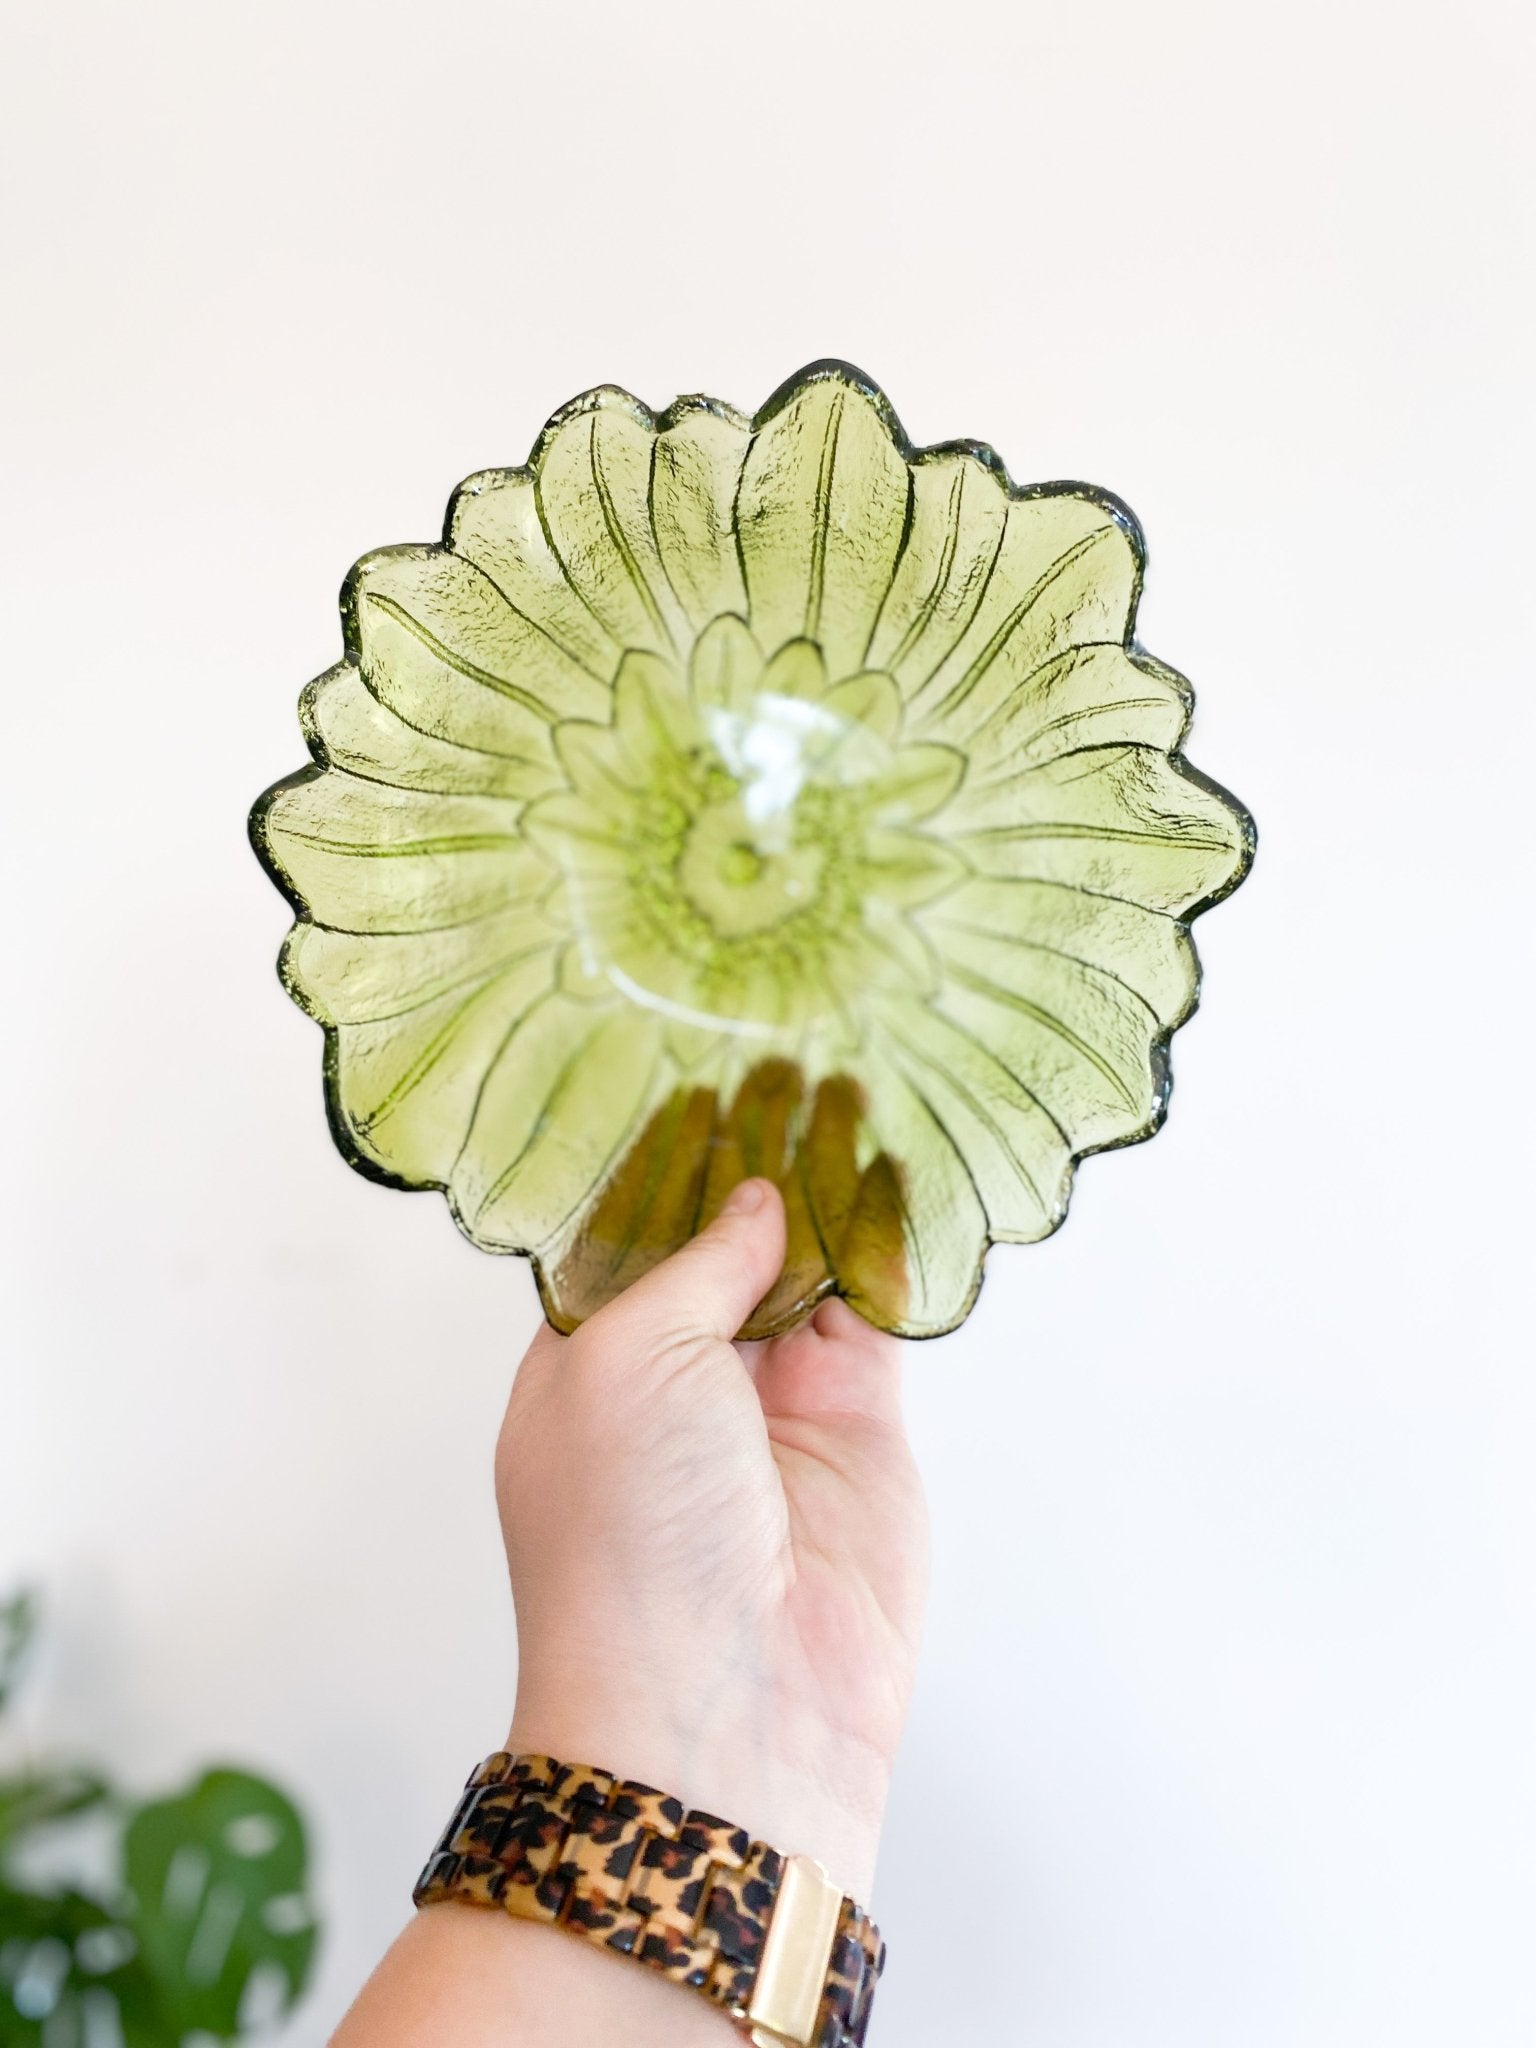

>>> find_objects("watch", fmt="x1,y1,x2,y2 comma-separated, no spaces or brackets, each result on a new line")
414,1751,885,2046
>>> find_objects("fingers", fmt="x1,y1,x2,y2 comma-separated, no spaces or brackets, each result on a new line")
582,1178,788,1353
754,1295,906,1430
517,1317,565,1377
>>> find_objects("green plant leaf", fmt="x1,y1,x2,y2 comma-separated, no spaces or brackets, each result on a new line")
0,1767,112,1855
0,1591,37,1715
0,1881,168,2046
123,1768,319,2040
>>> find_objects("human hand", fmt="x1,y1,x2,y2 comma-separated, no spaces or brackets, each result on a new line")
330,1180,926,2046
496,1178,930,1903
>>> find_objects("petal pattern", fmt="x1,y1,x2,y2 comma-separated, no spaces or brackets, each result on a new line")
323,951,558,1186
689,612,764,717
961,644,1191,769
872,992,1071,1244
258,771,546,935
925,876,1196,1029
950,744,1250,915
736,369,911,679
447,467,622,682
868,448,1010,687
349,545,608,752
451,997,665,1253
251,361,1253,1339
903,502,1141,743
650,403,752,631
303,661,560,803
546,1059,834,1337
283,905,562,1028
929,919,1169,1154
534,394,690,660
826,1053,991,1335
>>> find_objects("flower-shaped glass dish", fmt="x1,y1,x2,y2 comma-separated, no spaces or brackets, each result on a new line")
251,361,1253,1338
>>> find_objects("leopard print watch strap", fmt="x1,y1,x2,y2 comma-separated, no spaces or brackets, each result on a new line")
413,1752,884,2046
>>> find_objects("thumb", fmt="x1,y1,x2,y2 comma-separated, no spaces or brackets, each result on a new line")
584,1178,787,1352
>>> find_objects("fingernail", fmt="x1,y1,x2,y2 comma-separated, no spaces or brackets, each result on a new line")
722,1178,767,1217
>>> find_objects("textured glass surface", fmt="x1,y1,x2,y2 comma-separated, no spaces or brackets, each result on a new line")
250,362,1254,1338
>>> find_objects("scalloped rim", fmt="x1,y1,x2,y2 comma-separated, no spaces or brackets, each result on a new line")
248,358,1256,1341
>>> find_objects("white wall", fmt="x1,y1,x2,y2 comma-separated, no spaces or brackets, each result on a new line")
2,2,1531,2041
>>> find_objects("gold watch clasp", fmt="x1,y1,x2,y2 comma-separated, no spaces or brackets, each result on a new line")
744,1853,843,2047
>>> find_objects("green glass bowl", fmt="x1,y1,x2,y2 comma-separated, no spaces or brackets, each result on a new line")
250,361,1253,1338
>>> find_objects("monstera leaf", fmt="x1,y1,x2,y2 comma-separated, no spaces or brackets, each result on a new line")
0,1596,321,2046
0,1772,319,2046
0,1882,165,2047
123,1769,318,2038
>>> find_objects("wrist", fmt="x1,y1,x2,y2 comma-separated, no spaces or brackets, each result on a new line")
413,1748,887,2047
505,1696,890,1904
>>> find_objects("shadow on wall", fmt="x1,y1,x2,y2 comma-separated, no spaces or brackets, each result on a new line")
0,1591,322,2044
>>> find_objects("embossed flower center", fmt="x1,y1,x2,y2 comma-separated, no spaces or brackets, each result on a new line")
522,618,967,1047
677,793,825,934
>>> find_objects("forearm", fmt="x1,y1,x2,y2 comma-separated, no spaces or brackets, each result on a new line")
330,1903,737,2047
330,1707,888,2048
